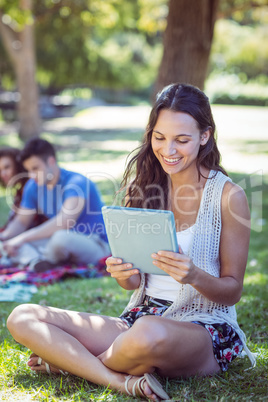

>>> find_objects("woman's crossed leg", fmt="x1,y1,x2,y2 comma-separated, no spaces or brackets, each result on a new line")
99,315,220,378
7,305,220,399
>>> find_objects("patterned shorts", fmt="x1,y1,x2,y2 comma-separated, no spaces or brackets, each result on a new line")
120,295,243,371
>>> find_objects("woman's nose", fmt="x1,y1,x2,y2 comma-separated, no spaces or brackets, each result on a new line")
164,142,176,156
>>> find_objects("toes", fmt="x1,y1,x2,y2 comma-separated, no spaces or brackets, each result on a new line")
129,376,157,400
27,354,68,376
27,354,40,367
27,355,49,373
143,385,158,401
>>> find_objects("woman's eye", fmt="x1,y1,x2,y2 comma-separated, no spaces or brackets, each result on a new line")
176,139,188,144
155,137,164,141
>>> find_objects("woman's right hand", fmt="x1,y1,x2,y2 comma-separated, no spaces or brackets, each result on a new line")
105,256,139,280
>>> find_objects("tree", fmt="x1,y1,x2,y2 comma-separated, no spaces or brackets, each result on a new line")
0,0,40,140
34,0,158,91
154,0,267,93
0,0,160,138
155,0,220,93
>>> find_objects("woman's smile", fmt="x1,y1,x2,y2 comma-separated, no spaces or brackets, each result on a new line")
162,155,182,165
151,109,206,176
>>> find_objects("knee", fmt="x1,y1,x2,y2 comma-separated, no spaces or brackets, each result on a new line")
7,304,38,342
123,316,168,358
50,230,69,249
47,230,69,258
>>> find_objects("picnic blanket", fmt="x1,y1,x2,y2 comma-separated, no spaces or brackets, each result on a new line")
0,256,109,302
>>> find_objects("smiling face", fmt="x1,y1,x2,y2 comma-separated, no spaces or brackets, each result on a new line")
151,109,210,177
0,156,17,186
23,156,56,186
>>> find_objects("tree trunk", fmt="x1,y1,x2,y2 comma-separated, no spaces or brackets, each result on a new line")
0,0,40,141
155,0,219,94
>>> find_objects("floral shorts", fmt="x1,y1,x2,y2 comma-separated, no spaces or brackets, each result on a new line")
120,295,243,371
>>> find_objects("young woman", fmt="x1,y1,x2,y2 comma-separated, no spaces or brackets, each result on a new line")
7,84,255,400
0,147,47,238
0,147,28,233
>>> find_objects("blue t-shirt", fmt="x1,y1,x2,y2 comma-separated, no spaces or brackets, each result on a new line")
20,168,108,241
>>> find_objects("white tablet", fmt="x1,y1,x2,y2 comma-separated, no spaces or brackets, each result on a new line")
102,206,178,275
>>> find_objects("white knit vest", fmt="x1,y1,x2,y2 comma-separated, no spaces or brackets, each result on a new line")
120,170,256,367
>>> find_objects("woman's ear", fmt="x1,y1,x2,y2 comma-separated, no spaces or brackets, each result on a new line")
200,127,211,145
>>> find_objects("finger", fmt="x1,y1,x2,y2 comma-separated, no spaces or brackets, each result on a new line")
153,251,190,263
110,268,140,279
105,256,122,265
152,253,190,271
152,259,179,272
151,252,181,264
152,260,187,282
106,262,132,273
156,250,182,259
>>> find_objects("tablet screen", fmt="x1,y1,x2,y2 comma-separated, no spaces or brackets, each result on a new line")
102,206,178,275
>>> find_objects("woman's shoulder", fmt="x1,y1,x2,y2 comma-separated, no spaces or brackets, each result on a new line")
222,180,247,202
221,180,250,223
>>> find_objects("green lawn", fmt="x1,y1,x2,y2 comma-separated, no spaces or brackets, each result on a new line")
0,107,267,401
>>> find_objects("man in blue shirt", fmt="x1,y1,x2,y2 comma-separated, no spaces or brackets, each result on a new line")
1,138,110,271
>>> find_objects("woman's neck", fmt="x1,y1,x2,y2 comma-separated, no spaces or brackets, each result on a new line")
169,166,210,231
169,165,209,190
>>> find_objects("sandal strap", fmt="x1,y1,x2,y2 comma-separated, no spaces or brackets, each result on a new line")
133,376,146,398
35,356,68,376
124,375,147,398
59,369,69,376
37,356,50,374
44,362,51,374
125,375,133,396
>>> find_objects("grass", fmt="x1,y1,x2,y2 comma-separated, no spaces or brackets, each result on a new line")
0,106,267,401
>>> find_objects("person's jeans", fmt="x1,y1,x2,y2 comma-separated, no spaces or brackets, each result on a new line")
10,230,110,266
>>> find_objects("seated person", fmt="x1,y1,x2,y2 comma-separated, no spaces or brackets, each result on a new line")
0,147,47,265
7,83,255,400
0,147,28,231
1,138,110,271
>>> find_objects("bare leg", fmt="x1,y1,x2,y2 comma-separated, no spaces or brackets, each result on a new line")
7,304,160,399
99,315,220,378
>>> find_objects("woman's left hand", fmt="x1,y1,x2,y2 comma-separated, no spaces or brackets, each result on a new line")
151,248,197,285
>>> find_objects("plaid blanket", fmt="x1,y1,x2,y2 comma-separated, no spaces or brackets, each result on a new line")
0,256,110,287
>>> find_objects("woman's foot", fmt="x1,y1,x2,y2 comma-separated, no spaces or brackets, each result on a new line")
124,374,169,400
27,353,68,375
28,355,168,400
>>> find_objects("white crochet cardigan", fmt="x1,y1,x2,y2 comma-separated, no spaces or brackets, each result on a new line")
120,170,256,367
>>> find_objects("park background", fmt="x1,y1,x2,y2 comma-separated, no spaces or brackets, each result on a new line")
0,0,267,400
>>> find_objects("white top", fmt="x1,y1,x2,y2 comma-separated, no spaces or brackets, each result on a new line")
145,224,196,301
120,170,256,367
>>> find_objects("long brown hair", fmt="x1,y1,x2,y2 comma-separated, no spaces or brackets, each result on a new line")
121,83,228,209
0,147,28,188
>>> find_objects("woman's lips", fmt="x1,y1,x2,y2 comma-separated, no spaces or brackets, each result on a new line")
162,156,182,165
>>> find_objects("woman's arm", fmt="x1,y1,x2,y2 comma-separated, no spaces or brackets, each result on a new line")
152,181,251,306
3,197,86,256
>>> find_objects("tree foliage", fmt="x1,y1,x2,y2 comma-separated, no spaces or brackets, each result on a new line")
210,19,268,81
0,0,267,94
0,0,164,92
218,0,268,24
